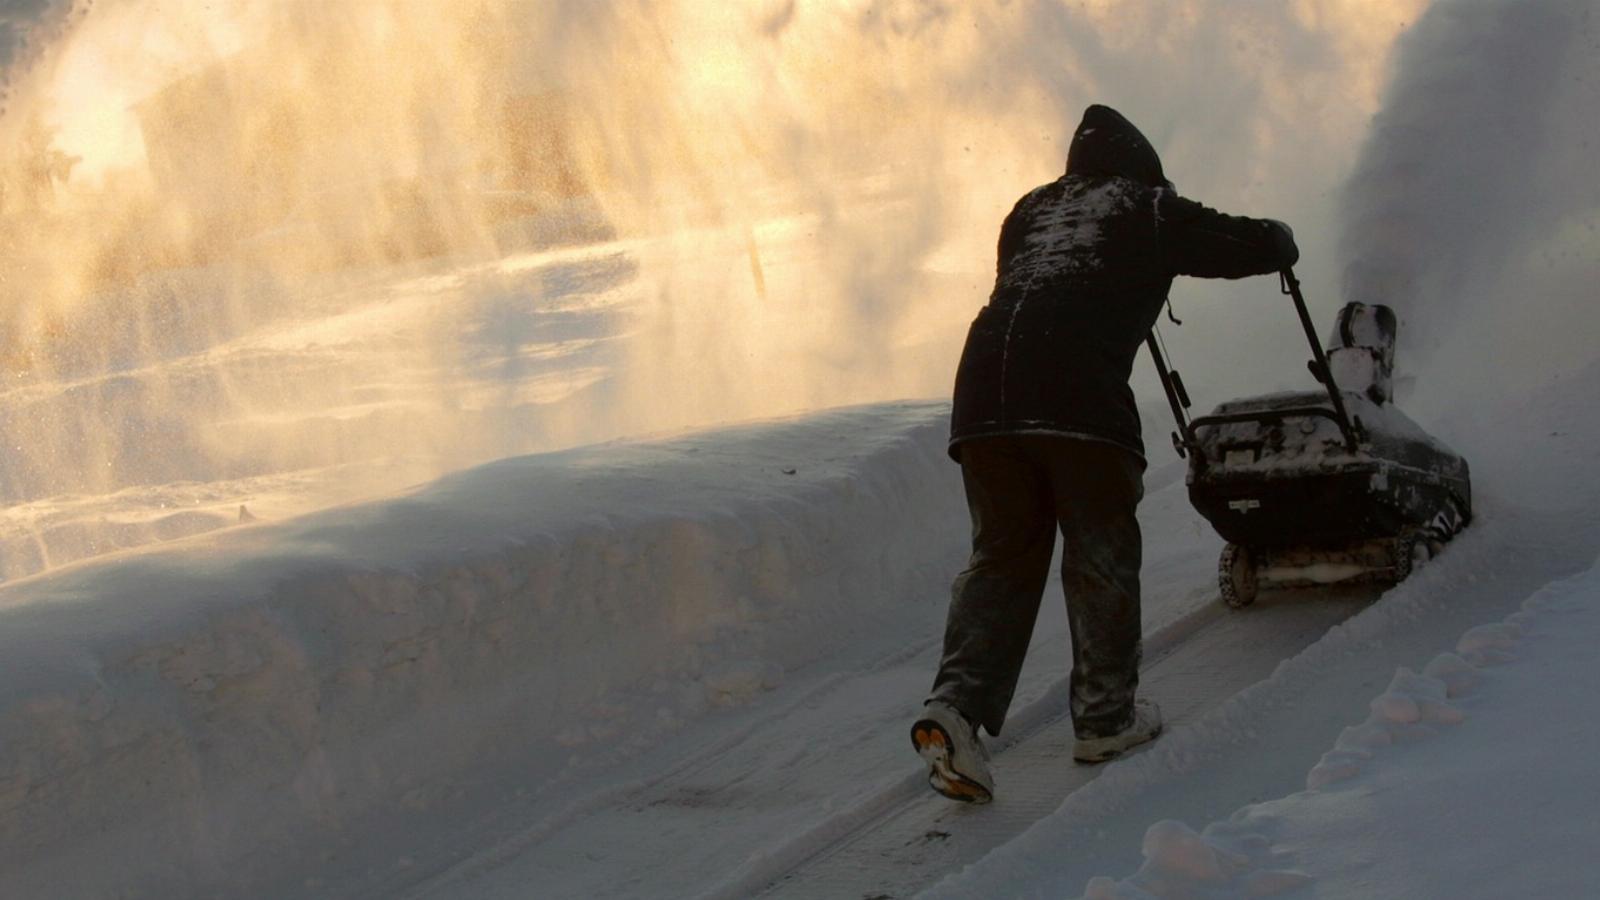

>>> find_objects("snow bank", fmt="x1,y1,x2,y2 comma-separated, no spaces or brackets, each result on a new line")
1071,552,1600,899
0,400,964,897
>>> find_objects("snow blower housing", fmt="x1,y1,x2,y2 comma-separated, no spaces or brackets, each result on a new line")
1149,270,1471,608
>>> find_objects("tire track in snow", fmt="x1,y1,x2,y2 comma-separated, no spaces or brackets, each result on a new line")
395,631,949,900
741,588,1372,900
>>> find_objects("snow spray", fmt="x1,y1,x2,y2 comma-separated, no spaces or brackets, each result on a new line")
0,1,1418,575
1339,0,1600,389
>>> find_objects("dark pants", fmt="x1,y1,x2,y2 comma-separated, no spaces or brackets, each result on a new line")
929,435,1145,739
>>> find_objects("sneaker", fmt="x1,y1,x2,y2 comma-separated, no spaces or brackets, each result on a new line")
910,701,995,803
1072,699,1163,764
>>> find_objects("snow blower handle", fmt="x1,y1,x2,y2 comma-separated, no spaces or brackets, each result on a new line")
1280,269,1361,452
1146,331,1198,459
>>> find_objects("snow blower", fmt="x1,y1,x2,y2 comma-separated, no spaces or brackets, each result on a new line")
1147,269,1471,608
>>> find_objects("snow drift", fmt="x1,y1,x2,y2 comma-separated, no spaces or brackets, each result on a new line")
0,401,964,897
1071,551,1600,900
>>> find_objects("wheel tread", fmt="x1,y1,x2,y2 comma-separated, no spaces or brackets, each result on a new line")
1220,542,1258,609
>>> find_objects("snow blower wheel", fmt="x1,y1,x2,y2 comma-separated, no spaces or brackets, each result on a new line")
1391,533,1431,583
1219,542,1258,609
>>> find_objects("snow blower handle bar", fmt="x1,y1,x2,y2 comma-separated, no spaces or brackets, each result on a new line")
1148,269,1362,461
1146,331,1199,459
1280,269,1361,452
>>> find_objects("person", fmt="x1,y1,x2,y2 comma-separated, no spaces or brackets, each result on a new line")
909,104,1299,803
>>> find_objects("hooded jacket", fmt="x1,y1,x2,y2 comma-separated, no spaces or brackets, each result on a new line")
949,105,1298,463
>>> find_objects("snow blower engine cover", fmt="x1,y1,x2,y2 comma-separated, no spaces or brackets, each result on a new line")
1185,300,1471,584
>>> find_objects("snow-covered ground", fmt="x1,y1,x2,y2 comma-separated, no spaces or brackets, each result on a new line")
5,343,1600,898
0,401,975,897
1071,557,1600,900
2,0,1599,897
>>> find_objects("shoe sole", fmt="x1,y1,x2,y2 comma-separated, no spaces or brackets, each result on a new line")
910,720,992,803
1072,723,1163,765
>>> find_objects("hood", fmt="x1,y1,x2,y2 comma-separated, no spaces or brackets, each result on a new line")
1064,104,1167,187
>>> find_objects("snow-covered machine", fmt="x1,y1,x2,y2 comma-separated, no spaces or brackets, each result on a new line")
1148,269,1471,608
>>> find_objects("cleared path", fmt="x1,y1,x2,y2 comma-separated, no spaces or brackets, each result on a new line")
753,588,1374,900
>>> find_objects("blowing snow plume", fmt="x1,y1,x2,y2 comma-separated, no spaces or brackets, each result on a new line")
1340,0,1600,387
550,0,1432,431
0,1,1423,578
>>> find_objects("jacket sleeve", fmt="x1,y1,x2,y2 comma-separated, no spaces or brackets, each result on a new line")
1157,190,1299,279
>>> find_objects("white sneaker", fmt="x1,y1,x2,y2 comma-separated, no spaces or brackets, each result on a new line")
911,701,995,803
1072,699,1163,764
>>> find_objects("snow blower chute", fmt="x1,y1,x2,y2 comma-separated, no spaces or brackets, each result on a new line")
1148,269,1471,608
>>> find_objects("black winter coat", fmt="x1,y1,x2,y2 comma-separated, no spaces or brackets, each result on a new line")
949,105,1299,463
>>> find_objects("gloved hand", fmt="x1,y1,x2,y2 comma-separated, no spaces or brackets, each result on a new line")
1263,219,1299,267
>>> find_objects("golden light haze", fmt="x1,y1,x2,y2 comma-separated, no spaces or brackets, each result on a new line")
0,0,1425,570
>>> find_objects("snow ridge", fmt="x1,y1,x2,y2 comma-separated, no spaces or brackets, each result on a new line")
0,400,965,898
1069,553,1600,899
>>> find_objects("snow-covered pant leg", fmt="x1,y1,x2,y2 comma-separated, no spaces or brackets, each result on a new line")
929,437,1058,736
1048,441,1145,740
929,436,1145,738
